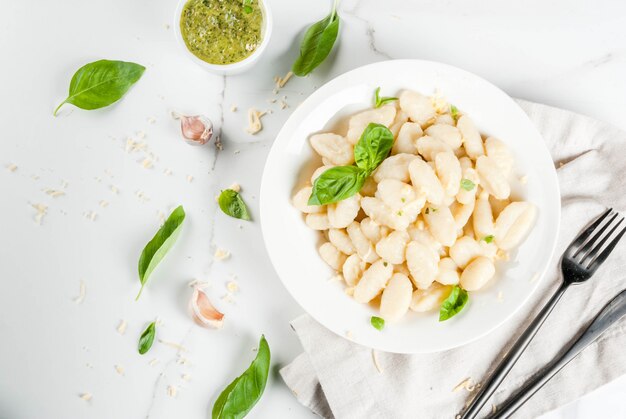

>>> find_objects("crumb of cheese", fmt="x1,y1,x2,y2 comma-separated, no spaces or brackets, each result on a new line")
117,320,127,335
274,71,293,89
226,281,239,293
246,108,266,135
74,280,86,304
79,393,92,401
182,373,191,381
167,385,177,398
45,189,65,198
214,248,230,261
6,164,17,172
372,350,383,373
186,175,194,183
114,365,125,376
229,183,241,192
99,200,109,208
32,203,48,225
453,377,477,392
158,339,187,352
519,175,528,184
230,105,238,112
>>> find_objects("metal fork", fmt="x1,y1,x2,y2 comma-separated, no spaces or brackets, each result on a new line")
461,208,626,419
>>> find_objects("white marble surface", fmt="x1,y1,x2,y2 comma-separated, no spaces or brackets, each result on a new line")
0,0,625,418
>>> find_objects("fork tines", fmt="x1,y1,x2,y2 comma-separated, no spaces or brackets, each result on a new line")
570,208,626,271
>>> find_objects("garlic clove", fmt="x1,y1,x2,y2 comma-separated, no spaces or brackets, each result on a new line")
189,286,224,329
172,112,213,146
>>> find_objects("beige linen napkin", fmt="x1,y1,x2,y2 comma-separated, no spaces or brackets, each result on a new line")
280,100,626,419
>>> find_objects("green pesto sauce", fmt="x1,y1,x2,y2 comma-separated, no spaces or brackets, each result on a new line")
180,0,263,65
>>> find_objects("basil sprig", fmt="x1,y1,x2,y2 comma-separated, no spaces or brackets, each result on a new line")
309,123,393,205
292,0,340,76
212,335,271,419
136,206,185,300
54,59,145,116
450,104,459,121
218,189,251,220
373,87,398,108
138,321,156,355
370,316,385,331
439,285,469,321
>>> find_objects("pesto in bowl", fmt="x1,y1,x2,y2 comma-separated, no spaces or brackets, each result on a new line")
180,0,264,65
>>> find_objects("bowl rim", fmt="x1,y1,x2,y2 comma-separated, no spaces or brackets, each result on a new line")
173,0,273,74
260,59,561,354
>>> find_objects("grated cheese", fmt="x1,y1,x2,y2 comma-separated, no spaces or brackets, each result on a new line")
74,280,86,304
31,203,48,225
280,100,288,110
110,185,119,194
84,211,98,221
229,183,241,192
497,291,504,302
230,105,238,112
234,150,241,154
453,377,477,392
186,175,194,183
147,116,157,124
344,287,355,296
6,163,17,172
158,339,188,352
188,279,209,288
80,393,92,401
182,373,191,381
114,365,125,376
245,108,266,135
141,158,153,169
45,189,65,197
167,385,177,398
99,200,109,208
214,248,230,261
226,281,239,293
372,350,383,373
149,358,159,367
519,175,528,184
117,320,127,335
492,405,497,414
163,168,173,176
274,71,293,88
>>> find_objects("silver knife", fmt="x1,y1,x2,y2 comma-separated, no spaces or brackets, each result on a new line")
491,288,626,418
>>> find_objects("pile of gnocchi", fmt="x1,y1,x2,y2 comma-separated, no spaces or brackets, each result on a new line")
292,89,536,324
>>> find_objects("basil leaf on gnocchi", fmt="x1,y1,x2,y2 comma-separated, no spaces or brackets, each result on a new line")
354,123,394,173
439,285,468,321
308,166,367,205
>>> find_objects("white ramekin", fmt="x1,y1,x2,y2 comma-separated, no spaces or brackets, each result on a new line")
173,0,273,75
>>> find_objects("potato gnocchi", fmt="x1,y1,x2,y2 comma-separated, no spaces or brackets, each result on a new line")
292,89,536,323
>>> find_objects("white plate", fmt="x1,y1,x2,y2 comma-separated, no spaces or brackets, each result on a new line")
260,60,560,354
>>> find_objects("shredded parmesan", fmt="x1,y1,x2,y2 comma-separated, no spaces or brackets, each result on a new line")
6,164,18,172
188,279,209,288
84,211,98,222
280,100,288,110
372,350,383,373
245,108,266,135
110,185,119,194
99,200,109,208
167,385,177,398
149,358,159,367
497,291,504,302
267,98,277,104
453,377,477,392
274,71,293,88
186,175,194,183
31,203,47,225
44,189,65,197
79,393,92,401
234,150,241,154
141,158,153,169
177,355,191,365
158,339,188,352
226,281,239,293
229,183,241,192
230,105,238,112
114,365,125,376
492,404,497,414
147,116,157,124
214,248,230,261
74,280,86,304
182,373,191,381
117,320,127,335
519,175,528,184
163,168,173,176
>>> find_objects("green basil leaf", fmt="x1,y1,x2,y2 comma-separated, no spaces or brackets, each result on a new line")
370,316,385,331
460,178,475,191
439,285,469,321
292,1,340,76
54,59,145,116
354,123,394,172
138,322,156,355
212,335,271,419
218,189,251,220
308,166,367,205
450,104,459,121
136,205,185,300
374,87,398,108
482,235,494,244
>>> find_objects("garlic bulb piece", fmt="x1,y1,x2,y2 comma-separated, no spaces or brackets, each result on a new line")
188,286,224,328
172,112,213,146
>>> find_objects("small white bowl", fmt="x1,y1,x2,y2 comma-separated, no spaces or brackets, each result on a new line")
173,0,273,75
